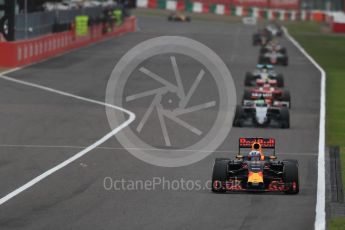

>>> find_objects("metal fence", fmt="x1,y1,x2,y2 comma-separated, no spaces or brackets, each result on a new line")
15,6,104,40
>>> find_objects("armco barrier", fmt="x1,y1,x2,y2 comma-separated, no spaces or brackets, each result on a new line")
0,16,136,68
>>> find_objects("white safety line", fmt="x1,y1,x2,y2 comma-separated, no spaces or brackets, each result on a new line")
0,74,136,206
283,27,326,230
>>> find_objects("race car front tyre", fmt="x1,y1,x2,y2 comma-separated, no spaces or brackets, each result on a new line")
283,162,299,194
280,108,290,129
252,34,260,46
212,159,229,193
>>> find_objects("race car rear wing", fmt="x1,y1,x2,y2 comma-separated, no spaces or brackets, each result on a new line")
238,137,276,156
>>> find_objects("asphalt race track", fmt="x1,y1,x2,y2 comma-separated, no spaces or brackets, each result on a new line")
0,16,321,230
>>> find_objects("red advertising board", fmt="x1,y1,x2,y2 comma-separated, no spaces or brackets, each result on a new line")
188,0,299,10
232,0,268,7
207,0,232,4
270,0,300,9
190,0,266,6
0,17,136,67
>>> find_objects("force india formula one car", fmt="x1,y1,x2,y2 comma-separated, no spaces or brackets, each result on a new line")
233,99,290,128
243,85,291,108
245,64,284,87
259,50,288,66
167,12,191,22
212,138,299,194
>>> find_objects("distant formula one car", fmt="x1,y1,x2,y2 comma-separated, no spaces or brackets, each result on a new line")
233,99,290,128
212,137,299,194
245,64,284,87
252,29,272,46
167,12,191,22
243,84,291,108
266,23,284,37
260,41,287,55
259,51,288,66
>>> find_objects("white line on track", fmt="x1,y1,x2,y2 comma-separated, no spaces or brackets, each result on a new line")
0,74,136,206
283,27,326,230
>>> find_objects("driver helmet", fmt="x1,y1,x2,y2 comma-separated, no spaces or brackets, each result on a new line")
256,99,266,106
248,150,261,160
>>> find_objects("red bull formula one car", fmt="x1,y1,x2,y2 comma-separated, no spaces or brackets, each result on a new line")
211,138,299,194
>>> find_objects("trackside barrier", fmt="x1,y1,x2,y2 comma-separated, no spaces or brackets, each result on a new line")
329,12,345,33
0,16,136,67
136,0,328,22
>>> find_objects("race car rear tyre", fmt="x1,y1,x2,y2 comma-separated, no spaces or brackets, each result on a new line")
212,159,229,193
233,105,244,127
258,55,266,64
280,48,287,55
245,73,254,86
259,47,267,54
280,107,290,129
283,162,299,194
252,35,259,46
276,74,284,87
282,57,288,66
